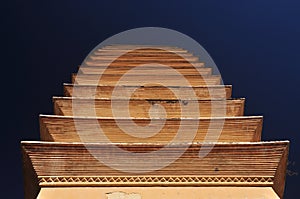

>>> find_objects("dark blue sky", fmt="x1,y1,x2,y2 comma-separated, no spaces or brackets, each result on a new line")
2,0,299,198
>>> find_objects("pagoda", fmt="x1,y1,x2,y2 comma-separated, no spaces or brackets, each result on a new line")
22,45,289,199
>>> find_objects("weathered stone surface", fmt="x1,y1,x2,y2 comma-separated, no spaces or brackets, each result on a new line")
36,187,280,199
106,191,141,199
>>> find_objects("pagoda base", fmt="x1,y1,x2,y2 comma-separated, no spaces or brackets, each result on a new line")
37,187,280,199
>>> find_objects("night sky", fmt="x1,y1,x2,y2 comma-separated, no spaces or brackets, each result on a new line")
2,0,300,198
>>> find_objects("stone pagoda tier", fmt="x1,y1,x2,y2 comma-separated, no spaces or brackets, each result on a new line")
22,45,289,199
